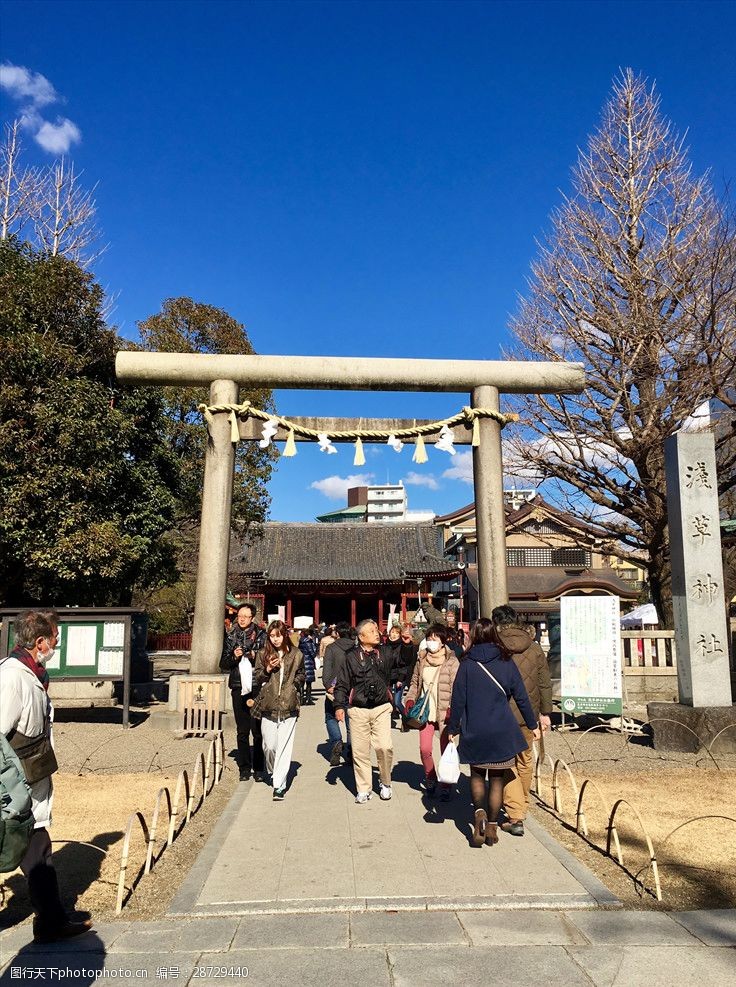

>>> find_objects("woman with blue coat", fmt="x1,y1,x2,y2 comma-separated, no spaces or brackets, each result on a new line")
448,617,539,848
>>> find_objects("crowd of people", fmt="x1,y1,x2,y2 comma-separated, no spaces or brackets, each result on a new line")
0,601,550,945
220,601,552,844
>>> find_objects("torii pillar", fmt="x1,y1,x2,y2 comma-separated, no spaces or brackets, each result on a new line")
116,353,585,673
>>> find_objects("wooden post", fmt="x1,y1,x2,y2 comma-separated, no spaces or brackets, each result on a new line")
401,592,407,621
286,598,292,627
350,596,357,627
313,598,320,626
378,598,384,631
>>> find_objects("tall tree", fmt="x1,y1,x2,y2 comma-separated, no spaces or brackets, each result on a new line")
135,298,275,629
136,296,274,527
506,71,736,623
0,240,180,605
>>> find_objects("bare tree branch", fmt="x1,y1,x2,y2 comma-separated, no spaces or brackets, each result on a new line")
505,70,736,622
0,120,41,241
33,157,107,266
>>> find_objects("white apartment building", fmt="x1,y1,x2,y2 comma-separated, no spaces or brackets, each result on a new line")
366,484,407,522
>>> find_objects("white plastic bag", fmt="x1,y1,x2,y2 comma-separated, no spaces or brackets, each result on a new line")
240,656,253,695
437,741,460,785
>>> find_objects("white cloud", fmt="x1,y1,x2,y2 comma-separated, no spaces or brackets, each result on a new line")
0,62,81,154
0,63,57,107
402,471,440,491
310,473,374,501
34,117,81,154
442,451,473,485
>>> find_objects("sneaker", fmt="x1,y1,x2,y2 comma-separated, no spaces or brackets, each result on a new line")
329,740,343,766
424,779,437,797
379,783,392,801
253,771,264,783
239,770,251,782
272,787,286,801
355,791,373,804
439,786,451,802
500,820,525,836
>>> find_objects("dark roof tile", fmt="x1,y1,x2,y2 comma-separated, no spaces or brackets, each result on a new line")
231,522,456,583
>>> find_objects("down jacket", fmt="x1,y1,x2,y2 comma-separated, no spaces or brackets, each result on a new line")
402,648,459,726
494,625,552,725
253,646,305,722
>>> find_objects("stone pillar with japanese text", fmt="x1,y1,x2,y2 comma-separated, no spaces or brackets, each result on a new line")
665,432,732,707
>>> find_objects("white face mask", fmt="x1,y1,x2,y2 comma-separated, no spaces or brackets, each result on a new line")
426,640,441,654
36,640,54,666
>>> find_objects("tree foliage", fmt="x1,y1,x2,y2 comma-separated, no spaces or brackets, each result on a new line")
506,71,736,622
136,296,274,527
0,239,180,605
135,297,275,630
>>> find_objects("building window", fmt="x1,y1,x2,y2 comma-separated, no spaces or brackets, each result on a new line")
506,547,591,567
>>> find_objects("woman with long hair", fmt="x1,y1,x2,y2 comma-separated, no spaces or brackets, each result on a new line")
253,620,305,801
447,617,539,847
402,623,460,799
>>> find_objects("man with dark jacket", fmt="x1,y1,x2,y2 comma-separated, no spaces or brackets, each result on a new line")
334,619,405,803
492,605,552,835
322,622,354,765
220,603,266,781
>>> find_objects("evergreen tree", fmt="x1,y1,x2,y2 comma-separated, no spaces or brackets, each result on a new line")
0,239,180,605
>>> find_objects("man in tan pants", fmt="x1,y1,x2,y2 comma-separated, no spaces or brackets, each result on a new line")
334,619,404,804
492,605,552,835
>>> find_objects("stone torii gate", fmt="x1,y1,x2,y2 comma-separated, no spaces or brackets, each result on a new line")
115,353,585,673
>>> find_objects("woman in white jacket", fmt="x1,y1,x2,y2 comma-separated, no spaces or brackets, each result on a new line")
0,610,92,943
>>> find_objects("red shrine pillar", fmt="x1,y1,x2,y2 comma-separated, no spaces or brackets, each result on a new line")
350,596,357,627
286,598,293,627
401,592,407,621
378,597,384,631
313,598,320,625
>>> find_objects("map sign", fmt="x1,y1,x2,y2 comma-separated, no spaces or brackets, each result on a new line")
560,595,622,716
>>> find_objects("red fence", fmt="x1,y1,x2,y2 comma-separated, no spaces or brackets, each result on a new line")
147,632,192,652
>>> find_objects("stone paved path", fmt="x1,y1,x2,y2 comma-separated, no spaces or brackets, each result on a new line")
171,700,615,915
2,909,734,985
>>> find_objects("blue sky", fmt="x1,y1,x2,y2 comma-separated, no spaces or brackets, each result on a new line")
3,0,735,520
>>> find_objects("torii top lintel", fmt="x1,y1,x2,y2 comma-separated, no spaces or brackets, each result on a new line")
115,352,585,394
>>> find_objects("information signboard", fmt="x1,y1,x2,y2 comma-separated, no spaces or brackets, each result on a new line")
2,617,128,681
560,595,622,716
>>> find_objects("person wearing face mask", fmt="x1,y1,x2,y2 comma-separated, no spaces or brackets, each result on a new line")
253,620,305,801
401,624,460,800
0,610,93,944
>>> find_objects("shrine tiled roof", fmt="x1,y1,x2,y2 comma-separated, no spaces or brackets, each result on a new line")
231,522,457,584
464,565,639,601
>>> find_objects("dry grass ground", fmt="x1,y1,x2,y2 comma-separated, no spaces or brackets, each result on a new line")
0,709,238,926
533,725,736,909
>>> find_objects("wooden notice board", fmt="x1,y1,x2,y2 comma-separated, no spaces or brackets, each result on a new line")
0,608,140,727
